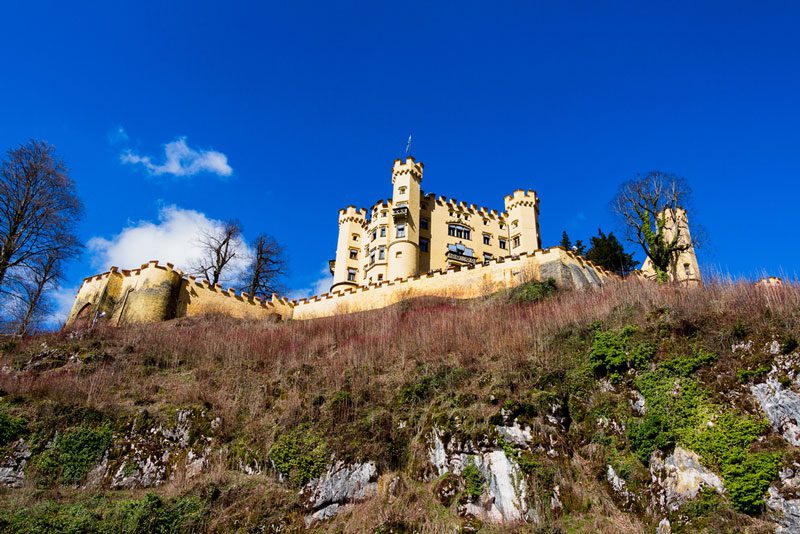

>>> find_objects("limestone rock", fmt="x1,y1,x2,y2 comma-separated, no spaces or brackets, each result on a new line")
767,467,800,533
606,465,636,508
751,378,800,446
657,517,672,534
650,447,724,512
0,440,31,488
301,461,378,526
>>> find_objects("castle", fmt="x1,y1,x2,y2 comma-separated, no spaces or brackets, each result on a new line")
330,157,541,291
64,156,698,328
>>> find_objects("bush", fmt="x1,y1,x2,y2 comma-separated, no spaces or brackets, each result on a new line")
269,425,329,487
0,407,26,447
462,463,485,501
589,325,656,382
737,366,771,384
34,424,113,486
508,278,558,303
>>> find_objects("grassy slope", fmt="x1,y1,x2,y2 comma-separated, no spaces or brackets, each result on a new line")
0,279,798,532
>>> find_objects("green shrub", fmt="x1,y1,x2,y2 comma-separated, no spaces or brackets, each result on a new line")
628,412,676,464
508,278,558,303
737,366,771,384
658,348,717,377
396,366,469,405
781,335,799,355
462,462,485,500
34,424,113,486
589,325,655,382
269,425,329,487
0,493,207,534
0,407,26,447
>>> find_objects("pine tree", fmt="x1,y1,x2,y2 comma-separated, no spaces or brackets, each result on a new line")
585,229,637,276
559,230,572,250
574,240,586,256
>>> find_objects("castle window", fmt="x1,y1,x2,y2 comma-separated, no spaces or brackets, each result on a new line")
380,226,386,237
512,219,518,229
499,223,505,230
398,186,407,195
396,223,406,238
352,233,359,242
370,252,375,264
349,249,358,260
420,218,429,230
499,238,507,250
483,252,493,261
381,211,387,218
372,230,377,241
512,235,521,248
684,263,691,276
379,246,385,260
448,224,470,240
396,251,402,258
483,219,488,226
378,274,384,281
483,234,491,245
347,268,357,281
420,237,429,252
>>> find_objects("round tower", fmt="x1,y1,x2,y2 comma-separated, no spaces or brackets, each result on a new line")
331,206,367,292
387,156,423,280
503,189,541,253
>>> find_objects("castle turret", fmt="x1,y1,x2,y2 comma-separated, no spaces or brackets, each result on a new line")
331,206,367,291
503,189,541,253
387,156,423,280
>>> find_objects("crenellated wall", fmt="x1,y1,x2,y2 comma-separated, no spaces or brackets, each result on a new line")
64,248,612,328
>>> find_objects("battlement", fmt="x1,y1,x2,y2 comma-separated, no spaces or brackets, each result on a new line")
392,156,423,182
338,205,368,226
504,189,539,210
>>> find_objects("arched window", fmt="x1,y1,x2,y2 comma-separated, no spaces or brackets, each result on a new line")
447,224,471,240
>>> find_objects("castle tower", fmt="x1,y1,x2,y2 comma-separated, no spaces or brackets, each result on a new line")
640,208,701,285
331,206,367,291
387,156,423,280
503,190,541,254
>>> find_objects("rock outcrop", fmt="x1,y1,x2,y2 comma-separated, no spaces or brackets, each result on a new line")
649,447,724,512
0,440,30,488
301,461,378,525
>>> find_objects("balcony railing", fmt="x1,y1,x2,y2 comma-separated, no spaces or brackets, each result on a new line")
392,205,409,220
445,250,477,266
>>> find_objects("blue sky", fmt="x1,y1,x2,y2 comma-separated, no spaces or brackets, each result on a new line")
1,1,798,316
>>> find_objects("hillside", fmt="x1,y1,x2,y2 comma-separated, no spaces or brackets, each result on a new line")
1,279,799,533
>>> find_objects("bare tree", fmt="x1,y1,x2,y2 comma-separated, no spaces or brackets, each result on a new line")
242,234,286,298
0,140,82,290
11,250,64,335
613,171,697,282
191,220,243,286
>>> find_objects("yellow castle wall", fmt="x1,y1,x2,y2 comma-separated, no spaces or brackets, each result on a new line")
292,247,612,320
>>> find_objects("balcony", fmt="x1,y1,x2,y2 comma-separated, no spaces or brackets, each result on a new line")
445,243,476,266
392,205,409,221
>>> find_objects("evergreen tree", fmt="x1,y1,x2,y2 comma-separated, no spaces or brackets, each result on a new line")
585,228,637,276
559,230,572,250
574,240,586,256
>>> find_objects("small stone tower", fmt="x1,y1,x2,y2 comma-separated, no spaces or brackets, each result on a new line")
641,208,701,285
503,190,541,253
387,156,423,281
331,206,367,291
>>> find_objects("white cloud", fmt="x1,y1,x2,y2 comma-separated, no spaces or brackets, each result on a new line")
108,125,129,145
48,285,80,328
87,205,251,286
121,137,233,177
286,265,334,300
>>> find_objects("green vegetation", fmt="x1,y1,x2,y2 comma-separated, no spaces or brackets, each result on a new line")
462,462,485,501
589,325,656,382
628,350,779,514
33,425,113,486
737,366,771,383
268,425,329,487
0,407,26,448
0,493,206,533
508,278,558,303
